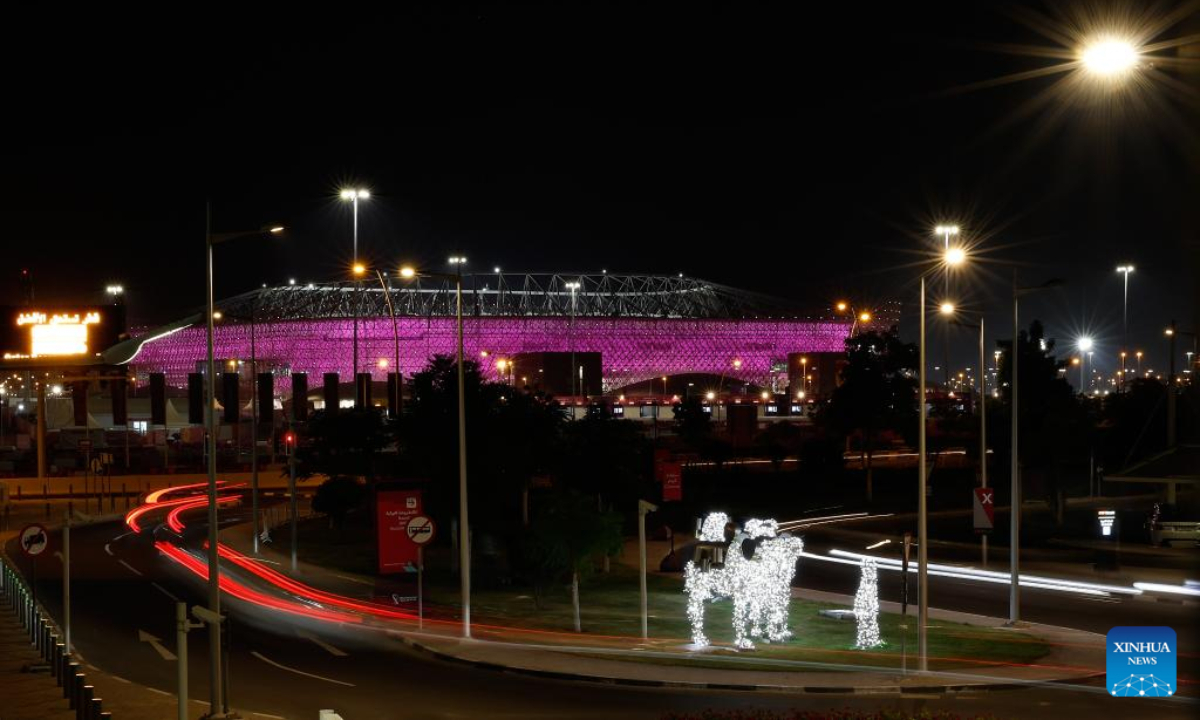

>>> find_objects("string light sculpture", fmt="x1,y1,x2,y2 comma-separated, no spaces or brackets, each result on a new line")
853,557,884,649
684,513,804,649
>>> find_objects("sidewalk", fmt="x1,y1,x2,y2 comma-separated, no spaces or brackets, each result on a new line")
0,563,207,720
218,520,1108,693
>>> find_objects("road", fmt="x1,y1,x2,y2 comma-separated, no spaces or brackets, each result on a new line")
5,508,1196,719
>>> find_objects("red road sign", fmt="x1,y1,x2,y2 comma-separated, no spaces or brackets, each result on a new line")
660,462,682,502
377,489,422,574
19,524,49,556
973,488,994,533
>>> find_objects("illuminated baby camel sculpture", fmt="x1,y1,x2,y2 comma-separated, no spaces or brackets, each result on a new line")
684,513,804,649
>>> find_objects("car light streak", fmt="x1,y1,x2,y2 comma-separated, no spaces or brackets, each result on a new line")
166,495,241,533
154,541,362,624
1133,582,1200,598
827,549,1142,596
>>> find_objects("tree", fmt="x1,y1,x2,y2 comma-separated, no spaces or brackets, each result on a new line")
295,407,396,484
673,396,712,450
823,328,918,502
523,489,623,630
400,355,565,534
993,321,1089,517
560,413,651,510
312,475,367,533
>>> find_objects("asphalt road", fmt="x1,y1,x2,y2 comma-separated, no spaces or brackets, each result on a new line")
6,511,1197,720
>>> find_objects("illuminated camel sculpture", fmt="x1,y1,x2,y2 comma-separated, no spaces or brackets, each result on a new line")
684,513,804,649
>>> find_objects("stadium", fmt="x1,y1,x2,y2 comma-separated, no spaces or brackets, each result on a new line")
124,272,870,399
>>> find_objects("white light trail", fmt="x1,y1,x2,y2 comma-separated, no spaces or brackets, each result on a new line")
1133,582,1200,598
823,548,1143,597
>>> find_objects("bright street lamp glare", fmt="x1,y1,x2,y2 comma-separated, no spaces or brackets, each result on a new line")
935,225,960,236
352,263,366,276
944,247,966,266
859,312,871,323
835,301,848,312
269,226,284,234
940,302,955,315
705,391,715,400
357,189,369,199
1078,337,1094,351
340,189,355,199
399,266,416,278
1081,38,1139,76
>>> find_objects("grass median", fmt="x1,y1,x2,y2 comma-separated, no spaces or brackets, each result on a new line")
279,514,1050,673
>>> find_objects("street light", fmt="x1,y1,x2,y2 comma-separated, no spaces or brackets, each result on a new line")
1008,273,1065,628
915,242,969,670
204,213,283,716
401,257,472,638
341,189,370,380
1116,266,1134,392
565,281,581,399
946,308,989,566
1081,38,1140,77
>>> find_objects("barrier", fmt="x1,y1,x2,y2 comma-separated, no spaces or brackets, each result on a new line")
1,551,118,719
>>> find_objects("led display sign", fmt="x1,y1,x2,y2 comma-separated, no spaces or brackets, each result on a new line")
1,306,124,361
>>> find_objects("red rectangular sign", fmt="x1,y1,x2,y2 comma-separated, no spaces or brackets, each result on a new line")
660,462,682,502
377,489,422,574
973,487,994,533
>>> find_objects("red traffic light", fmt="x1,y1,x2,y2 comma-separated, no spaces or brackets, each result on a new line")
284,432,296,445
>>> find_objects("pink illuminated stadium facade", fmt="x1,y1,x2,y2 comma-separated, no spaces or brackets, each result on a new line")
125,273,854,395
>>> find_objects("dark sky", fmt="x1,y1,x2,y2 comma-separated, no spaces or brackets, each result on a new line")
3,3,1197,380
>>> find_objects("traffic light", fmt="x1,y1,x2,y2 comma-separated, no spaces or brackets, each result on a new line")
283,430,296,455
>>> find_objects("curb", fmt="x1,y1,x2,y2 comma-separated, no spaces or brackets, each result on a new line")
389,632,1087,695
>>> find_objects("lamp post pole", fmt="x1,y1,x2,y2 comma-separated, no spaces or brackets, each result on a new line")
376,269,402,413
453,259,471,638
203,204,224,716
917,275,928,671
203,216,283,718
250,301,259,554
1010,272,1020,625
978,317,988,565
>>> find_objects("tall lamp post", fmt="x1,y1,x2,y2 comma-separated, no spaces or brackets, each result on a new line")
1077,337,1094,395
341,189,370,379
566,281,581,400
1116,265,1134,392
936,226,959,388
916,236,968,671
205,211,283,717
401,259,471,637
1009,274,1065,626
947,308,988,565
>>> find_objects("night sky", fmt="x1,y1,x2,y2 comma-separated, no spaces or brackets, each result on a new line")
4,3,1197,379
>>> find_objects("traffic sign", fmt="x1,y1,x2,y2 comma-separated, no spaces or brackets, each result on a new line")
406,515,436,545
20,524,49,556
973,488,994,533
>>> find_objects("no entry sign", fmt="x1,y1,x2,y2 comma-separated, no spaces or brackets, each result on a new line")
406,515,436,546
973,488,994,533
20,524,49,556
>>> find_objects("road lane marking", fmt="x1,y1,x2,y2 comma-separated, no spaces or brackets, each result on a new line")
296,629,349,657
104,543,114,556
137,630,177,661
251,651,355,686
151,582,180,602
334,573,374,586
253,713,287,719
148,688,171,696
119,559,144,577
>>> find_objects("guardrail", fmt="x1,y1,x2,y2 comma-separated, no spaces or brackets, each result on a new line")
1,553,113,720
